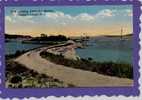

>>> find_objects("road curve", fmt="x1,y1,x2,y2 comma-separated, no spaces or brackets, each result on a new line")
15,45,133,87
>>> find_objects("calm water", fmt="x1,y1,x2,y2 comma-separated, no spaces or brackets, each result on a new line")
6,39,43,55
76,37,132,64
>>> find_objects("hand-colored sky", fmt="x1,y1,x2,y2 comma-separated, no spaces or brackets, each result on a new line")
5,5,133,37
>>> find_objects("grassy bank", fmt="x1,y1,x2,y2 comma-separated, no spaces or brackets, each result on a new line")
40,51,133,79
6,60,75,88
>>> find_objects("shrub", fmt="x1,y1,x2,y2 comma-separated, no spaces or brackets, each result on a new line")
10,75,22,84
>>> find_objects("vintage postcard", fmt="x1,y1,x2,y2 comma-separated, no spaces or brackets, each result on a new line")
0,0,141,98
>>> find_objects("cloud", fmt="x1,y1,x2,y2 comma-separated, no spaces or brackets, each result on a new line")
95,9,114,18
95,9,132,18
5,16,12,22
5,16,15,23
125,9,132,16
44,11,95,22
75,13,95,21
6,15,33,24
45,12,64,19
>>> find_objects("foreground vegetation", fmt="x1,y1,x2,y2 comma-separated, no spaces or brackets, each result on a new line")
40,51,133,79
6,60,75,88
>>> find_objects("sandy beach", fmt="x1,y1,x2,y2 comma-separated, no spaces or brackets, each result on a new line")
15,43,133,87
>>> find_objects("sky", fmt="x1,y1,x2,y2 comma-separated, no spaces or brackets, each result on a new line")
5,5,133,37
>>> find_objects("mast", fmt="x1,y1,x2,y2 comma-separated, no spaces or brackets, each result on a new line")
121,28,123,40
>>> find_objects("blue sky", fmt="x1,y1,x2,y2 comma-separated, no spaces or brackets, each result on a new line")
5,5,132,16
5,5,133,36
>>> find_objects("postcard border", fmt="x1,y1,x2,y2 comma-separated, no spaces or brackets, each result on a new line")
0,0,141,98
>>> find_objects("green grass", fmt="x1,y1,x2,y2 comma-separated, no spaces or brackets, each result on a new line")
40,51,133,79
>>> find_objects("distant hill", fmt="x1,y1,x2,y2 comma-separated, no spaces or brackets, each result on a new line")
5,34,32,39
104,34,132,38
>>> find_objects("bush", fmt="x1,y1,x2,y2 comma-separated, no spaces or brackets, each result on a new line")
10,75,22,84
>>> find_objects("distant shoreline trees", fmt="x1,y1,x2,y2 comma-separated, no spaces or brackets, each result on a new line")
31,34,68,42
5,33,69,43
5,34,32,39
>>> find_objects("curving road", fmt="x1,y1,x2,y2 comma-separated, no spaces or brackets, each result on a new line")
15,44,133,87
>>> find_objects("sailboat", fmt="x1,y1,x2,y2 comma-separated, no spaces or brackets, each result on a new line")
77,33,91,48
81,33,91,47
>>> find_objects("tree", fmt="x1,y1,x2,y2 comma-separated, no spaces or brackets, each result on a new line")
40,34,47,38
